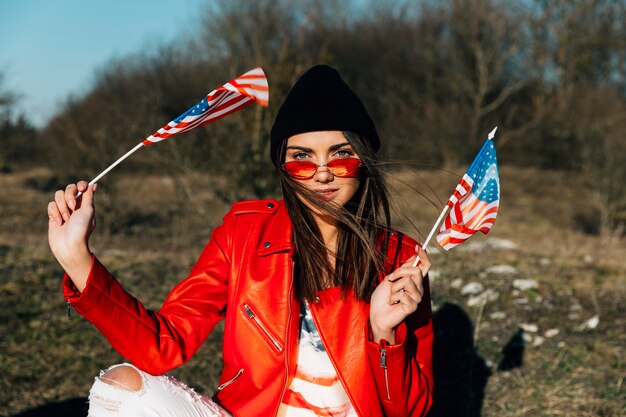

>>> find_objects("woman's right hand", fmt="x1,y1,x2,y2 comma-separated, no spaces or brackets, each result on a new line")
47,181,97,291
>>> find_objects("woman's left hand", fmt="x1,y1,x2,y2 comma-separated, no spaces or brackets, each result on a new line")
370,246,430,344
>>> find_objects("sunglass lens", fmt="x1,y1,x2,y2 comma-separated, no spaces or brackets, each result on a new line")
327,158,361,177
283,161,317,179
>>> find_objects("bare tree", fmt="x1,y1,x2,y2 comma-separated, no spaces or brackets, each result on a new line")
530,0,626,235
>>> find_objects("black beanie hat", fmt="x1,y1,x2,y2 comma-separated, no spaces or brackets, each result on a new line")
270,65,380,166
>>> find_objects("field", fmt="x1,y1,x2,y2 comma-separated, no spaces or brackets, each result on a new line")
1,165,624,416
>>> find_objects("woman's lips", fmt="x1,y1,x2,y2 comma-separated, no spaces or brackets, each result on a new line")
315,188,339,199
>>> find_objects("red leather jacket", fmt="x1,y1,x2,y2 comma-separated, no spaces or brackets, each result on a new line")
64,199,433,417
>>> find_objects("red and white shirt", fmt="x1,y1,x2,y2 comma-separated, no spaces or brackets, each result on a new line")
277,301,358,417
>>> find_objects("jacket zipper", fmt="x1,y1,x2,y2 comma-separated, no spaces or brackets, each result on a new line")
216,368,244,391
274,260,295,417
243,303,283,352
380,342,391,401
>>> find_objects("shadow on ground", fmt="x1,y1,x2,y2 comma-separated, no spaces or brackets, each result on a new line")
427,302,492,417
8,397,88,417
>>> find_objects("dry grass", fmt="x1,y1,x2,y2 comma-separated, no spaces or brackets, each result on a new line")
0,165,624,416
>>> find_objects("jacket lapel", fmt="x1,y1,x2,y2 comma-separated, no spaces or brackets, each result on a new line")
257,201,293,256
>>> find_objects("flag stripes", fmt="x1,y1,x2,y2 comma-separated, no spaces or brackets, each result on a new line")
446,175,473,208
142,67,268,145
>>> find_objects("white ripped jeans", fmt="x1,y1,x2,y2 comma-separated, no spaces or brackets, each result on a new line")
88,364,232,417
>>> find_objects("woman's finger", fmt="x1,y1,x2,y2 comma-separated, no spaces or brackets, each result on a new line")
54,190,70,222
390,275,416,293
47,201,62,225
64,184,78,211
386,265,424,283
415,246,431,275
390,276,423,303
81,183,96,211
388,288,418,312
400,264,425,298
76,181,89,207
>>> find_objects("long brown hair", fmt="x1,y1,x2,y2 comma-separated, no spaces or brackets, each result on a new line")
277,131,392,301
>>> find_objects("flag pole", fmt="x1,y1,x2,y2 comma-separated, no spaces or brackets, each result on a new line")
88,142,145,186
76,142,145,197
412,205,449,267
412,127,498,267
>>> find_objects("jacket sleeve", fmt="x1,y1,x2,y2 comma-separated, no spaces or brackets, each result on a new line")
62,212,235,375
365,243,434,417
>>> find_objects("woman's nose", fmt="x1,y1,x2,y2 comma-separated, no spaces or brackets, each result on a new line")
314,164,334,182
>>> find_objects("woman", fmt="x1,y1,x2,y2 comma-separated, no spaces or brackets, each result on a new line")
47,65,433,417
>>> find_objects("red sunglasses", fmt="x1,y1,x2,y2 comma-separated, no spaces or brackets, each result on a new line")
282,158,362,180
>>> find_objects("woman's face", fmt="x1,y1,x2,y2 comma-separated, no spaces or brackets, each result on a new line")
284,131,361,210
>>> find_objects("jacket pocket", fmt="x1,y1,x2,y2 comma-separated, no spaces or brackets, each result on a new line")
216,368,244,392
241,301,284,353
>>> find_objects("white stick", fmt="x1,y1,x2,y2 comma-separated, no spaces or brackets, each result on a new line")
76,142,145,197
412,205,450,267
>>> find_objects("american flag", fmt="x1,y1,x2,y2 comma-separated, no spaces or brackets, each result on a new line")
142,67,269,145
436,136,500,251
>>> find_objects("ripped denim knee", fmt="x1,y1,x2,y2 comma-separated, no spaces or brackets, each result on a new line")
87,363,230,417
88,364,146,416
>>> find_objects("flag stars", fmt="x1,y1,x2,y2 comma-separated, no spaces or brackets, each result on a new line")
469,144,499,204
438,137,500,251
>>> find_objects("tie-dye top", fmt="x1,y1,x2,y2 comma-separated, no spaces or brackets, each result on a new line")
277,300,358,417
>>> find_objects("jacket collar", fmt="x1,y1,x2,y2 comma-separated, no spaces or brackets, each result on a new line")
258,200,293,256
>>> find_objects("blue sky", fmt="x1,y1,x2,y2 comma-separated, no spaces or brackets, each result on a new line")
0,0,205,127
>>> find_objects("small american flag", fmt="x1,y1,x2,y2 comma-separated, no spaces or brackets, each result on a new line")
143,67,269,145
436,135,500,250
